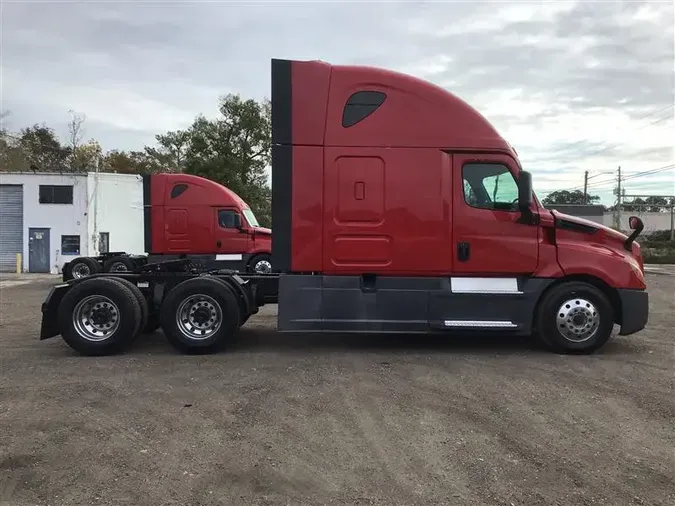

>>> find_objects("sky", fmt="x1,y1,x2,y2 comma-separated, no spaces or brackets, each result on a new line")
2,0,674,204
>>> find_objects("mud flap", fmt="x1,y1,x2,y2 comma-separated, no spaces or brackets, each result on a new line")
40,283,71,339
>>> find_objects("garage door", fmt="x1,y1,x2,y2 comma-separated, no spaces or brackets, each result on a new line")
0,185,23,272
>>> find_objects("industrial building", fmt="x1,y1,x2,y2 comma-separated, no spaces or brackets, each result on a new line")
0,172,144,273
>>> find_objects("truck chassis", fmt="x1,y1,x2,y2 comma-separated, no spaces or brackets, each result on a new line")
42,259,279,356
62,252,273,281
40,256,648,357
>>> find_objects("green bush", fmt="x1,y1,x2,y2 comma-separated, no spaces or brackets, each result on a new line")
642,245,675,264
642,229,674,243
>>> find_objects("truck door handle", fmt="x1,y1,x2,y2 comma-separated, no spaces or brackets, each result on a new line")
457,242,470,262
216,240,222,248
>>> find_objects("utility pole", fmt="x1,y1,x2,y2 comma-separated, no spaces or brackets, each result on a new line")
613,166,622,230
92,155,100,256
583,170,589,205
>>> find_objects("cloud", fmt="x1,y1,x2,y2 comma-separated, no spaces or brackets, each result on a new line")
2,0,673,202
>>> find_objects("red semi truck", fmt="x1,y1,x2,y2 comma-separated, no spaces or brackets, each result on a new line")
62,173,273,280
40,57,648,356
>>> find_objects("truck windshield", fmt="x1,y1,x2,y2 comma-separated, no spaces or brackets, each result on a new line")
242,208,260,227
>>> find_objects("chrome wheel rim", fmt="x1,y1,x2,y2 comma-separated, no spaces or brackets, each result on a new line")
176,294,222,340
72,263,91,278
254,260,272,274
72,295,120,342
110,262,128,272
556,298,599,343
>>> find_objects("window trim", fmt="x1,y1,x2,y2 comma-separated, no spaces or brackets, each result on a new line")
170,184,188,199
217,208,242,229
461,162,520,212
61,234,81,255
39,184,74,205
242,208,260,228
342,90,387,128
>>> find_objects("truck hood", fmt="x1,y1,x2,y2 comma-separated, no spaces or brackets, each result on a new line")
253,226,272,236
551,210,628,241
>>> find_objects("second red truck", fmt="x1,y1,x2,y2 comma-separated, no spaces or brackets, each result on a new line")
62,173,273,280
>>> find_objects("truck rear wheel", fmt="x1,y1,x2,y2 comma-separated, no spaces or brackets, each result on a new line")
534,281,615,354
64,257,100,280
58,278,141,356
104,277,149,339
104,256,136,273
160,277,241,354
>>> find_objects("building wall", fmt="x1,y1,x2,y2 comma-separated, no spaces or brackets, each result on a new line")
545,204,673,233
544,204,605,225
602,212,674,234
0,172,89,273
86,172,146,256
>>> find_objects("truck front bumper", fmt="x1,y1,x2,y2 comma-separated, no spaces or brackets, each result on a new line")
617,288,649,335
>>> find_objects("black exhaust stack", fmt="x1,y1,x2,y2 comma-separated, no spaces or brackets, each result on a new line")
142,174,152,253
271,58,293,272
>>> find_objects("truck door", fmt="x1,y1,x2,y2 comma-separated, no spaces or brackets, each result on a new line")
452,153,538,275
214,207,250,254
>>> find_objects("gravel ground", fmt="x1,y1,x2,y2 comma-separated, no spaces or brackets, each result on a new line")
0,270,674,506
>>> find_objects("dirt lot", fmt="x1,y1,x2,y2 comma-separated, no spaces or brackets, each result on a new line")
1,270,674,506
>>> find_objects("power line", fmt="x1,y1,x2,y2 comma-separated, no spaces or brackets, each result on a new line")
560,114,674,163
542,103,674,159
569,163,675,192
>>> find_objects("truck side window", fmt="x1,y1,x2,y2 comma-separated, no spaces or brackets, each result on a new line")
218,209,239,229
171,184,188,199
462,163,519,211
342,91,387,128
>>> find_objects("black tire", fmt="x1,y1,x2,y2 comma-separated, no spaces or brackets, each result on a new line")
104,277,148,339
160,276,241,354
64,257,100,280
210,276,248,328
248,253,272,274
58,277,142,356
104,256,136,273
534,281,615,354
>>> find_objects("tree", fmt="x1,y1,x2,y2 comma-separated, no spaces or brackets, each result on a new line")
542,190,600,206
623,196,670,213
16,124,71,171
0,111,30,171
103,149,166,174
145,130,190,172
67,111,85,153
71,139,103,171
144,93,272,226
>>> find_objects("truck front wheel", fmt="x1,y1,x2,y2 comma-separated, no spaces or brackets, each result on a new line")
160,277,241,354
249,253,272,274
534,281,615,354
58,278,141,356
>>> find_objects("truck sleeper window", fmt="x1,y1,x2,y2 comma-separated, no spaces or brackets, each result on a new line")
342,91,387,128
462,163,519,211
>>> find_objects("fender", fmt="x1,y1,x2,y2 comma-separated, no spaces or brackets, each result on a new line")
556,239,645,289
